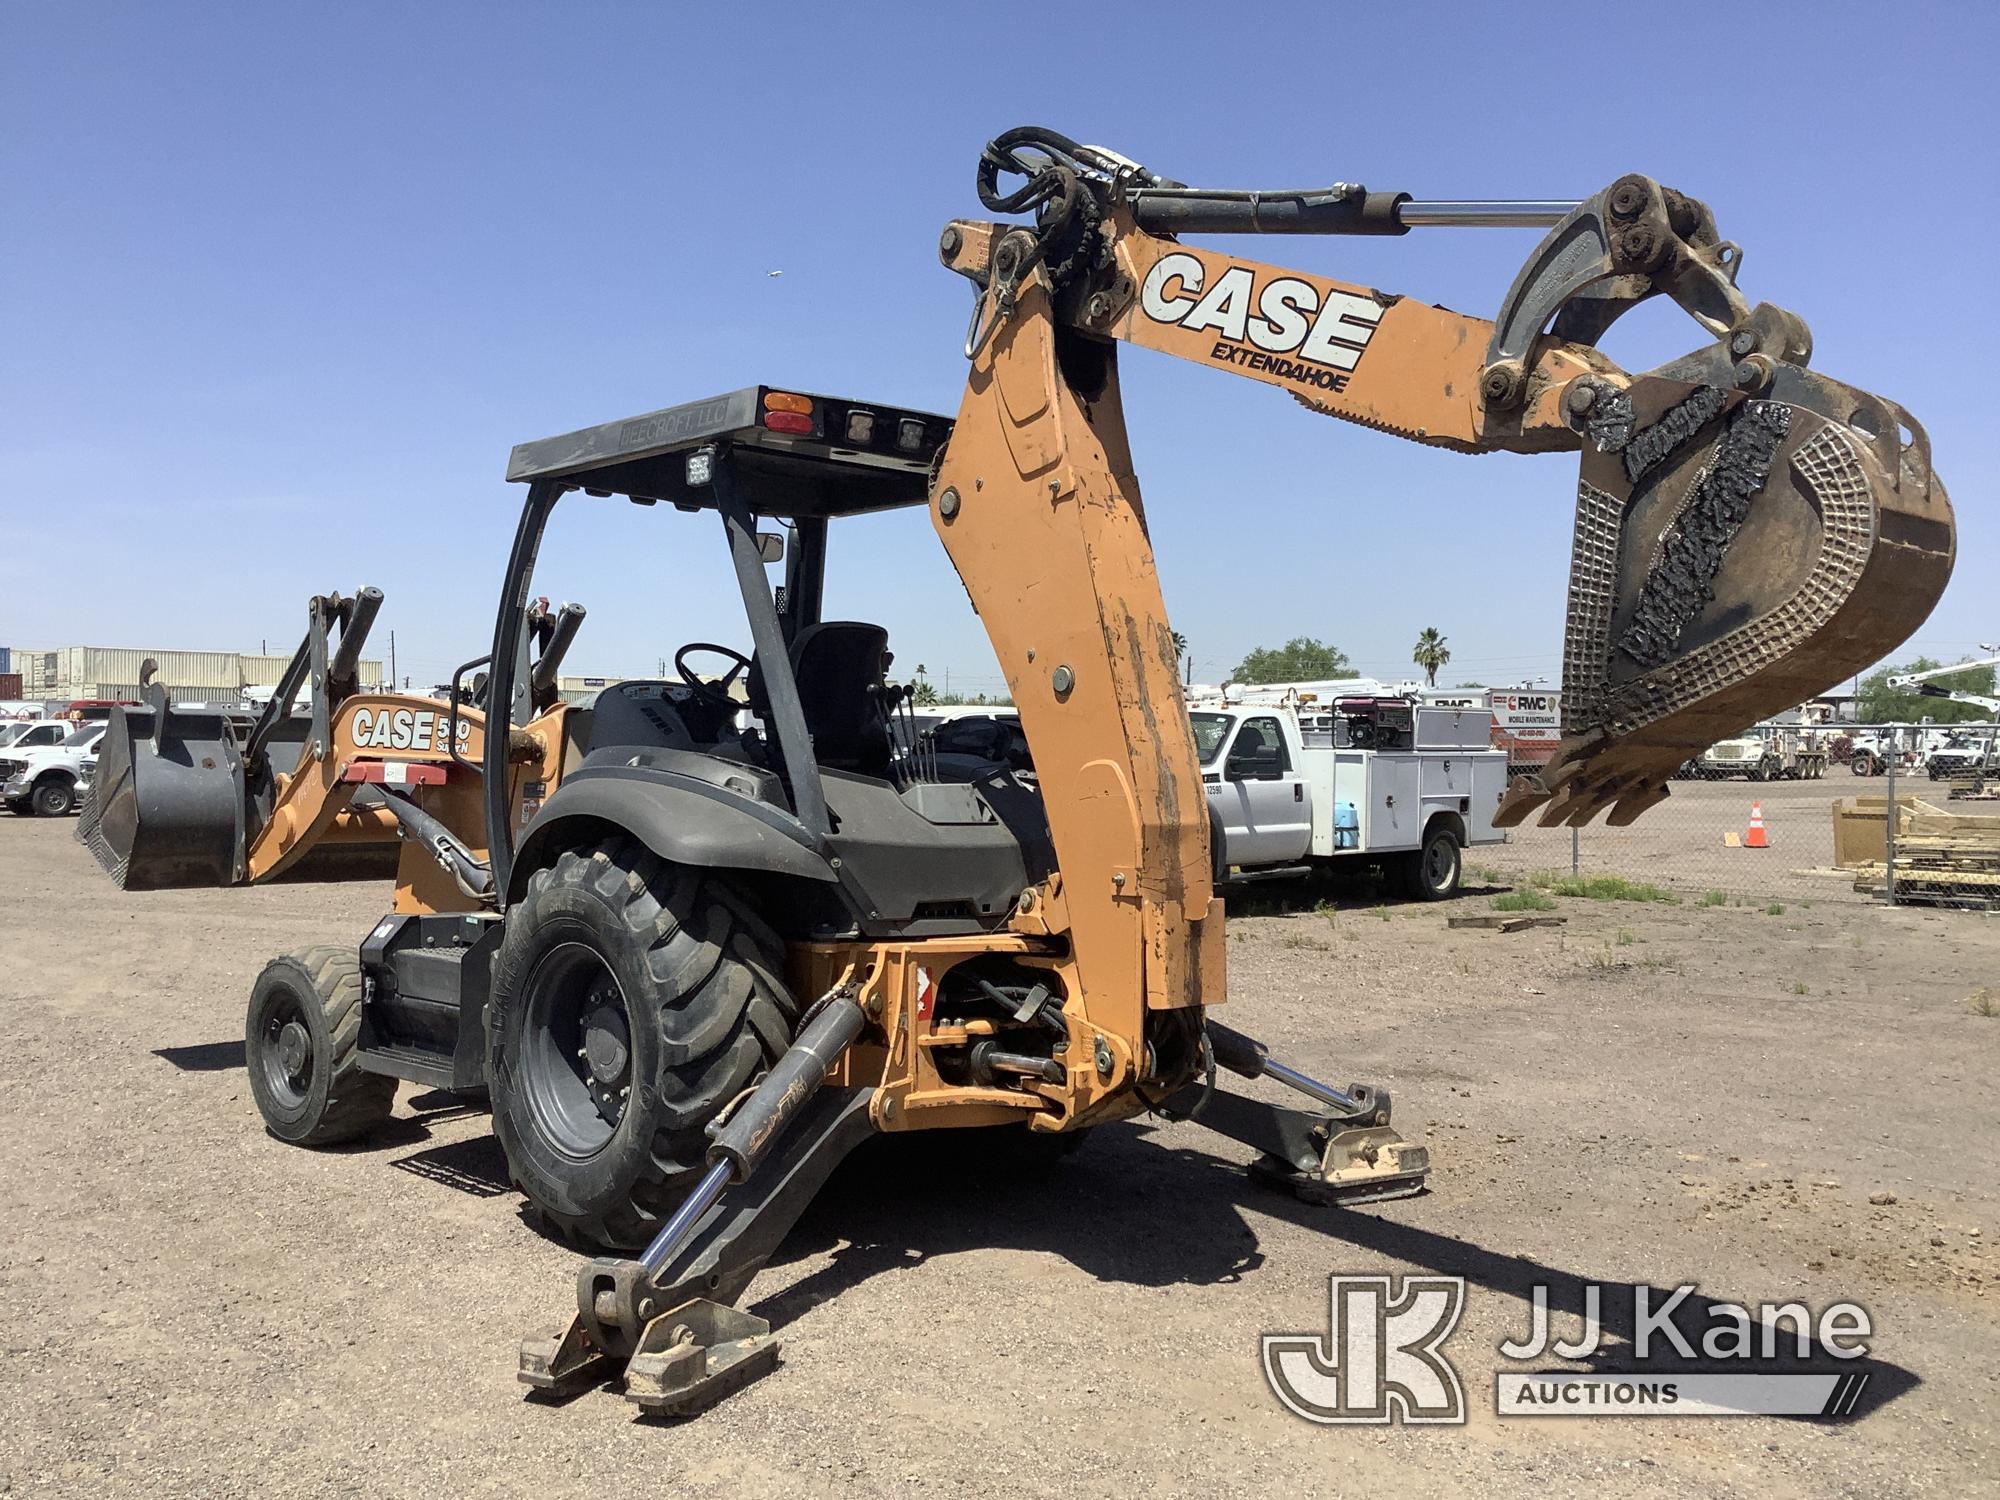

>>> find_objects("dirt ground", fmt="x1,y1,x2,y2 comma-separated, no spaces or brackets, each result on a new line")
1,814,1995,1499
1485,771,2000,904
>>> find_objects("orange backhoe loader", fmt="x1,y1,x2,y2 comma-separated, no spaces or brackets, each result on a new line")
79,127,1952,1413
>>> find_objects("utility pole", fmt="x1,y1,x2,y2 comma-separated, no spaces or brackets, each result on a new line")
389,630,397,693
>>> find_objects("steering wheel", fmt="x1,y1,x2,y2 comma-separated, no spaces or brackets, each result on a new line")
674,642,754,712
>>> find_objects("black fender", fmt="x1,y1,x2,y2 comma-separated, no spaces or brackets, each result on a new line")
508,766,837,904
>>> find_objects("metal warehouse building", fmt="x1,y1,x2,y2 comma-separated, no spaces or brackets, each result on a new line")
3,645,383,704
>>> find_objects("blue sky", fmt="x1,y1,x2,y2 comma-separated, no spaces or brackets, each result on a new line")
4,3,1993,695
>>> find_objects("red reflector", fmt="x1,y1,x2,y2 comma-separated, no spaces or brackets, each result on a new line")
763,411,813,435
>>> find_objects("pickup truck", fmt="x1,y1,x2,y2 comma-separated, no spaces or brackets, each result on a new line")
1927,732,2000,781
0,720,72,753
1,721,106,817
1193,699,1507,899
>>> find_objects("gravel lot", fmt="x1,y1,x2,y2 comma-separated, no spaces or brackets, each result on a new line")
1,814,1995,1498
1485,772,1999,903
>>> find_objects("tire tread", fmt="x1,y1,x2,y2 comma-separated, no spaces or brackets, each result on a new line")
488,841,798,1249
251,946,396,1146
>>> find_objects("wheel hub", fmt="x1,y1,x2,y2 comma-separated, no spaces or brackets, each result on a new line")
521,942,636,1159
276,1020,312,1081
1425,840,1452,886
582,996,631,1084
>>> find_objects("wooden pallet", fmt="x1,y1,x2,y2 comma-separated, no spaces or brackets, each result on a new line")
1851,859,2000,908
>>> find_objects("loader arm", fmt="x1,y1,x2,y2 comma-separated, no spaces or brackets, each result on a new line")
935,128,1953,1015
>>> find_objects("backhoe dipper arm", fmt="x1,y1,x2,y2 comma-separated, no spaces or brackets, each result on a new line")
935,132,1953,964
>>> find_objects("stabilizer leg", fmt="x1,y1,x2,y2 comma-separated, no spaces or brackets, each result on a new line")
519,992,874,1415
1167,1021,1430,1206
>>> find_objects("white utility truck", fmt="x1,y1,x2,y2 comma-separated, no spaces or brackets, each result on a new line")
1190,686,1508,900
1697,723,1829,780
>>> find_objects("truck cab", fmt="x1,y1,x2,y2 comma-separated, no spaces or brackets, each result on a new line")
1196,709,1314,866
0,720,70,752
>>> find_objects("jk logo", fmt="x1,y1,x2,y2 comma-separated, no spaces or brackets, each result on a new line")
1262,1275,1467,1424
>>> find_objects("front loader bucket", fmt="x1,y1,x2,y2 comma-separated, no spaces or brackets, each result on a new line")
1498,363,1954,827
78,704,249,890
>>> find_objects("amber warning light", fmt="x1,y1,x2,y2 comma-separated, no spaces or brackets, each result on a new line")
762,391,815,435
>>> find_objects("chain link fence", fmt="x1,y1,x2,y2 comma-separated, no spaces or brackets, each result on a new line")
1471,760,2000,909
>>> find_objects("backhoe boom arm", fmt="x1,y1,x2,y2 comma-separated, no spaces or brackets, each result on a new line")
934,128,1953,1017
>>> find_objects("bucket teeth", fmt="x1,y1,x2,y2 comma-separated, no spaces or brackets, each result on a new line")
1501,370,1951,829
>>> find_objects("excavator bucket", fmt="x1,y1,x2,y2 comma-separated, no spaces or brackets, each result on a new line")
1498,361,1954,827
78,702,250,890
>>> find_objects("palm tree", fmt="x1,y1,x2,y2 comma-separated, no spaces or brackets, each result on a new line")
1169,629,1189,683
1412,628,1450,688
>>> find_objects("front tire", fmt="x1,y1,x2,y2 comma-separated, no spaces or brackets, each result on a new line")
486,841,798,1250
246,947,398,1145
30,777,75,816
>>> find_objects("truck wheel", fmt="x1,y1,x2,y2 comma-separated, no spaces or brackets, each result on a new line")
486,841,798,1251
246,947,398,1146
30,777,75,816
1851,755,1872,777
1398,825,1462,902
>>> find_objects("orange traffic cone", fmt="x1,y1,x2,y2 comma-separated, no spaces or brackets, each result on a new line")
1744,800,1769,849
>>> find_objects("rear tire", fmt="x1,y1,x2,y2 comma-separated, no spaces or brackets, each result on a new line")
486,841,799,1251
246,947,398,1145
30,777,75,817
1397,824,1462,901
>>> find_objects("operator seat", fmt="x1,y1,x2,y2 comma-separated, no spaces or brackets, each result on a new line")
747,621,894,780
